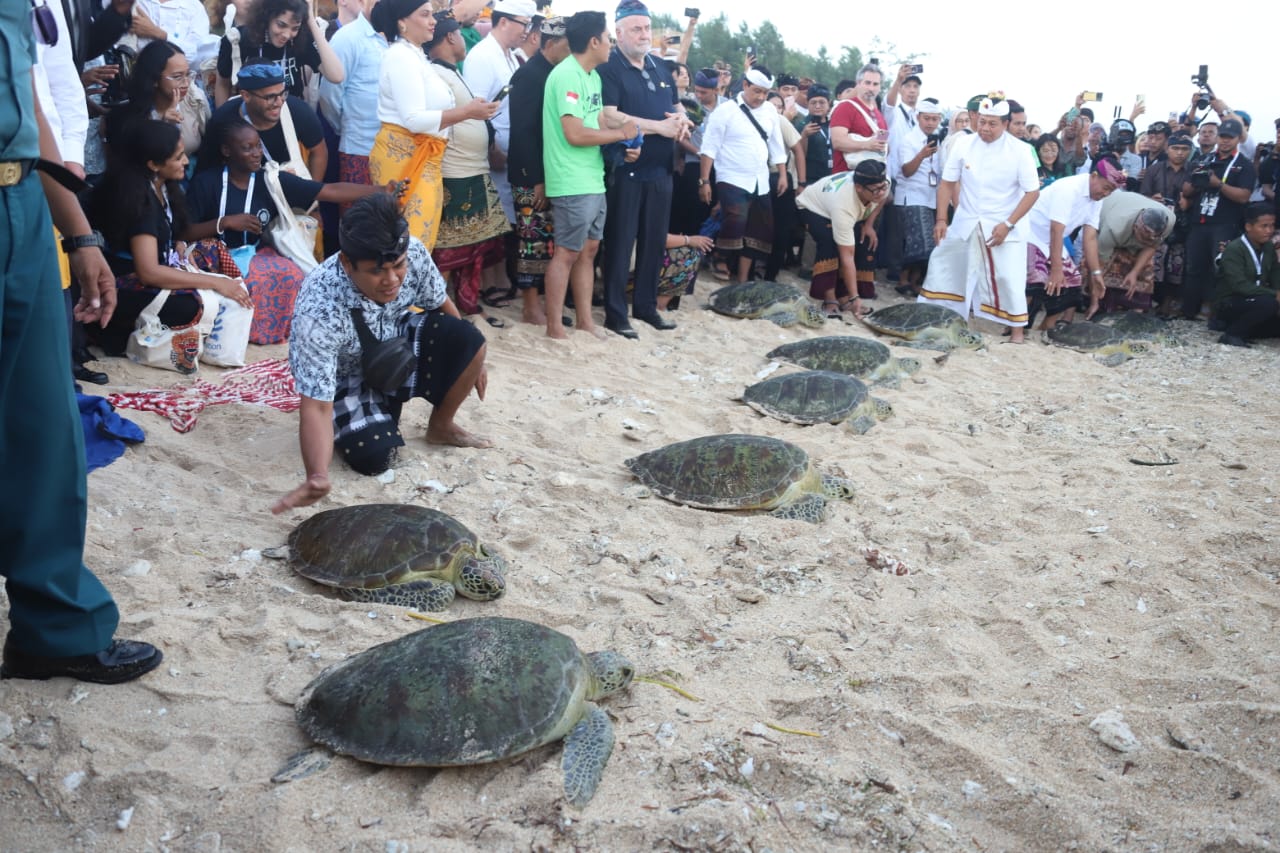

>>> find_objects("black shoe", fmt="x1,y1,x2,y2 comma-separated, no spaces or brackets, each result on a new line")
634,312,676,331
73,364,109,385
1218,334,1252,348
1,638,163,684
1207,317,1227,332
605,322,639,340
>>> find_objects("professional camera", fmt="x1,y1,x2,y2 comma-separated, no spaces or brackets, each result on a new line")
100,43,137,107
1189,162,1215,191
1097,119,1135,157
1190,64,1214,111
926,126,948,146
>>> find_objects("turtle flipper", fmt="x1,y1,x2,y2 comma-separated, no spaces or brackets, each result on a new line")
765,308,799,327
892,337,953,352
342,579,457,610
769,493,828,523
1094,352,1129,367
562,703,614,807
848,414,875,435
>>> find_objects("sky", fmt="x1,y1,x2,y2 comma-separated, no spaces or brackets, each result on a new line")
549,0,1279,142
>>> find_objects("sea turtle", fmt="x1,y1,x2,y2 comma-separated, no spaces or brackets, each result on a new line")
294,617,634,807
624,433,854,523
708,280,825,327
741,370,892,434
280,504,506,611
766,335,921,388
860,303,985,351
1045,321,1152,366
1098,311,1184,346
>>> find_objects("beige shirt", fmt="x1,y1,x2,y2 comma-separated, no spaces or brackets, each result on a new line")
796,172,878,246
432,62,489,178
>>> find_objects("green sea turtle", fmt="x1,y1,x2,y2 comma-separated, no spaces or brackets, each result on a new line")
1046,321,1152,366
741,370,892,434
860,303,985,351
766,335,921,388
294,617,633,807
280,504,506,611
1098,311,1184,346
624,433,854,523
708,280,825,327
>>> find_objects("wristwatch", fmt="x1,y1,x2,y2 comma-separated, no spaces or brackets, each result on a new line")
697,178,709,186
61,230,105,254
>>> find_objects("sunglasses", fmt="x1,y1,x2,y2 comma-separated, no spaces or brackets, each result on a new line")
31,0,58,47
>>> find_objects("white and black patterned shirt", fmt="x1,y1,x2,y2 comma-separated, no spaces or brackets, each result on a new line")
289,238,447,403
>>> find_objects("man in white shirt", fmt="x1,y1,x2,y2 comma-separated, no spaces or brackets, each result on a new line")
890,98,943,296
462,0,537,222
698,65,788,283
918,96,1040,342
132,0,212,61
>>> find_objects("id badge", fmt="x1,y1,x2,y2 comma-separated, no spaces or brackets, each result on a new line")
928,173,938,188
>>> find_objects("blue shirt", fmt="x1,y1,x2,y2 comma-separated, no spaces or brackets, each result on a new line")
597,49,677,180
1,7,40,160
318,14,386,157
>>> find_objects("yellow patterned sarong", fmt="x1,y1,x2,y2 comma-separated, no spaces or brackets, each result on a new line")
369,123,448,250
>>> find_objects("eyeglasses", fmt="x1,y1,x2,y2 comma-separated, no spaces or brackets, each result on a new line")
31,0,58,47
247,90,287,104
163,71,198,83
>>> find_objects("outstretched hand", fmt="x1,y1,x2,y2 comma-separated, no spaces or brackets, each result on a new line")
272,473,331,514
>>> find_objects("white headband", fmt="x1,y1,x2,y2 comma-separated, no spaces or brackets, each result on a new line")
978,98,1009,117
916,100,943,115
744,68,774,89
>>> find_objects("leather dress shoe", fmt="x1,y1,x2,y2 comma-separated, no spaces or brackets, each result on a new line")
634,312,676,331
2,638,163,684
1219,334,1251,348
605,322,639,340
73,363,110,385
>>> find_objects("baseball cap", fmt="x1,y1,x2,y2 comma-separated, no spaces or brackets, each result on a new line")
1147,121,1171,136
1218,118,1244,138
1167,132,1194,147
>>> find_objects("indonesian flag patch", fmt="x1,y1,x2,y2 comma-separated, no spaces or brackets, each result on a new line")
565,91,579,105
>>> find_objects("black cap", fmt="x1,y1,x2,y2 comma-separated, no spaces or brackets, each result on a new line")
1167,131,1194,147
1147,121,1171,136
1218,118,1244,138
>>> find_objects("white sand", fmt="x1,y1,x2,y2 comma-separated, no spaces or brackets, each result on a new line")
2,274,1278,851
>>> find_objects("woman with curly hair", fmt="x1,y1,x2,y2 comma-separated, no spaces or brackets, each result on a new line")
214,0,344,106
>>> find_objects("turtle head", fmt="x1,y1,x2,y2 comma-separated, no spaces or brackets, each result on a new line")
897,356,922,375
456,547,507,601
957,329,986,350
801,303,827,328
872,397,894,421
1127,340,1152,356
586,650,635,697
820,475,856,501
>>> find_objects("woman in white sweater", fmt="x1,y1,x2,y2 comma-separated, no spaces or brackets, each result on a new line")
367,0,497,248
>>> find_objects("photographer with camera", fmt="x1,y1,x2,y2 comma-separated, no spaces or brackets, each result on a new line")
889,99,944,296
1140,131,1195,316
1179,117,1255,321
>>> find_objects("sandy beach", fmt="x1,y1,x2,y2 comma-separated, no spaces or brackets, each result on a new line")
2,270,1278,852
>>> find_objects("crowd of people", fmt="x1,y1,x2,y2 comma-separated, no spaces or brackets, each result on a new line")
6,0,1279,683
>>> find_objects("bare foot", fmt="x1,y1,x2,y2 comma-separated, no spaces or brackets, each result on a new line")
1007,330,1026,344
545,321,570,339
522,310,548,325
426,424,494,448
577,324,607,340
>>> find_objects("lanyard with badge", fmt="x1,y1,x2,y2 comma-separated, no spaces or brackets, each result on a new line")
1199,150,1240,218
220,167,259,275
1241,238,1264,285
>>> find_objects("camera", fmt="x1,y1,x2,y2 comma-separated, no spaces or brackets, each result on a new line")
1189,163,1215,190
1190,64,1214,111
1099,119,1135,156
684,6,700,17
100,43,137,107
908,63,924,75
926,126,948,146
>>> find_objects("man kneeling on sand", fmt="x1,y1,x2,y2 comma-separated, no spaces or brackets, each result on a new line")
275,195,490,511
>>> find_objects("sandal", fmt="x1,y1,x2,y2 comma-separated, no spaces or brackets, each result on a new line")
822,300,843,319
712,262,731,281
838,297,872,318
479,286,516,309
484,315,506,328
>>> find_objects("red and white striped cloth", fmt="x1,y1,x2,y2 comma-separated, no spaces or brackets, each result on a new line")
108,359,301,433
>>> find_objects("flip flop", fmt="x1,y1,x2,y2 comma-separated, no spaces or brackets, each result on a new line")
822,300,843,319
485,315,506,329
479,287,515,309
713,263,731,281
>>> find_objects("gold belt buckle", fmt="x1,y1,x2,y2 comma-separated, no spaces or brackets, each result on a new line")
0,161,23,187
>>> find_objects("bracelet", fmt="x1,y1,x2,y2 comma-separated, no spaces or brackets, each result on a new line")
1090,270,1102,277
1003,219,1015,229
216,215,225,235
684,235,689,247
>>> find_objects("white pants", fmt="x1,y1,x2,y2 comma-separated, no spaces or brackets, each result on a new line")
917,225,1028,327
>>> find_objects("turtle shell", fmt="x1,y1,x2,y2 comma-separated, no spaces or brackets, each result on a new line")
296,617,590,766
1100,311,1182,345
1047,321,1126,351
288,504,481,590
625,433,813,510
861,303,965,338
766,335,892,377
708,280,804,318
743,370,870,425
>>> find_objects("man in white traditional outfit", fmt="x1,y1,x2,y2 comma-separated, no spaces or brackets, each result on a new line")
919,95,1039,341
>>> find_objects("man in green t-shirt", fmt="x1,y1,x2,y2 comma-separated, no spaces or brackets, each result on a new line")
541,11,639,339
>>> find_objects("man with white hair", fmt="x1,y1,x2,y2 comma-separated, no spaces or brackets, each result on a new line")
462,0,539,222
698,64,788,283
918,95,1040,342
598,0,690,335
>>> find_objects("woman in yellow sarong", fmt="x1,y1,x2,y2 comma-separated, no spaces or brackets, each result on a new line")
368,0,499,249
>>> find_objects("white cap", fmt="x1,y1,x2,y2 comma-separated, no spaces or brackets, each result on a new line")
492,0,537,18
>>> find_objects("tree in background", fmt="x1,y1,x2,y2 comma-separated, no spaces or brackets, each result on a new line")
668,13,862,87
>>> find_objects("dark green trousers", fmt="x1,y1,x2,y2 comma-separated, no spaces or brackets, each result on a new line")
1,174,119,657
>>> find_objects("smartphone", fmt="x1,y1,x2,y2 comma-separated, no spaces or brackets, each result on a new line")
494,84,511,102
1137,93,1146,106
746,44,756,57
908,63,924,75
683,6,700,16
666,35,681,45
1082,91,1103,102
875,128,889,142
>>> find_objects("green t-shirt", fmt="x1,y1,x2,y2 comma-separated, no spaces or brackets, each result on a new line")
542,55,605,198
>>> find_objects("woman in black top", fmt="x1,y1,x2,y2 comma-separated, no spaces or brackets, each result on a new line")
214,0,345,106
87,120,252,355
